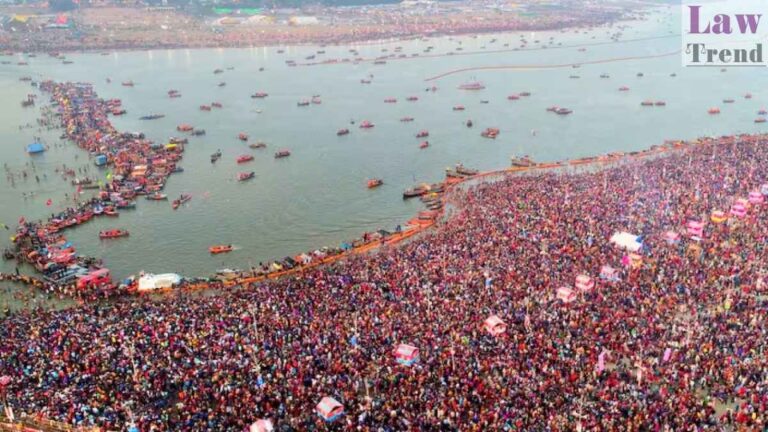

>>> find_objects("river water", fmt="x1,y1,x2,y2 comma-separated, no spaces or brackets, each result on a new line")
0,6,763,307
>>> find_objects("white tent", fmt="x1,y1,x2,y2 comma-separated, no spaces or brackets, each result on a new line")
609,232,642,252
250,419,274,432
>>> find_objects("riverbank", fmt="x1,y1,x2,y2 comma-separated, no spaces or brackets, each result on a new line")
0,1,644,53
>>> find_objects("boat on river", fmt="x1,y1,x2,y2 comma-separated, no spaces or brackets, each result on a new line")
99,229,129,239
209,245,233,254
238,172,255,182
210,151,222,163
458,81,485,90
146,193,168,201
172,194,192,210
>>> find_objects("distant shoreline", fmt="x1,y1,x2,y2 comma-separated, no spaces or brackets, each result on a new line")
0,2,649,54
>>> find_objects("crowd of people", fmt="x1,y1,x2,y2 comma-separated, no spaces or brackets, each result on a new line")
0,2,630,53
3,133,768,430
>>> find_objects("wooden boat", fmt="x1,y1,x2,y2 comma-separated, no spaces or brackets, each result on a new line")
238,172,255,181
274,150,291,158
99,229,129,239
146,193,168,201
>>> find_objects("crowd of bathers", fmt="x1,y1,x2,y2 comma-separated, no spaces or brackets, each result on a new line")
2,134,768,430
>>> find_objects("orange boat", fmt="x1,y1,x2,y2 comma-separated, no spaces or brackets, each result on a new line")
177,124,193,132
419,141,430,149
453,105,465,111
209,244,234,254
237,155,254,163
507,95,520,100
367,178,383,188
200,105,211,111
238,133,248,141
708,107,720,115
416,130,429,138
360,120,374,129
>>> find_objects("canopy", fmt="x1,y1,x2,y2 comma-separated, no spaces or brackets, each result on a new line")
686,220,704,238
600,265,619,281
575,274,594,291
138,273,181,291
316,397,343,422
609,232,641,252
250,419,274,432
663,230,680,243
710,210,727,224
484,315,506,336
731,202,747,218
556,286,576,303
394,343,419,366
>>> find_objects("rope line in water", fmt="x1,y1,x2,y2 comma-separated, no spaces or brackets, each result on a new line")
296,34,681,67
423,49,681,81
